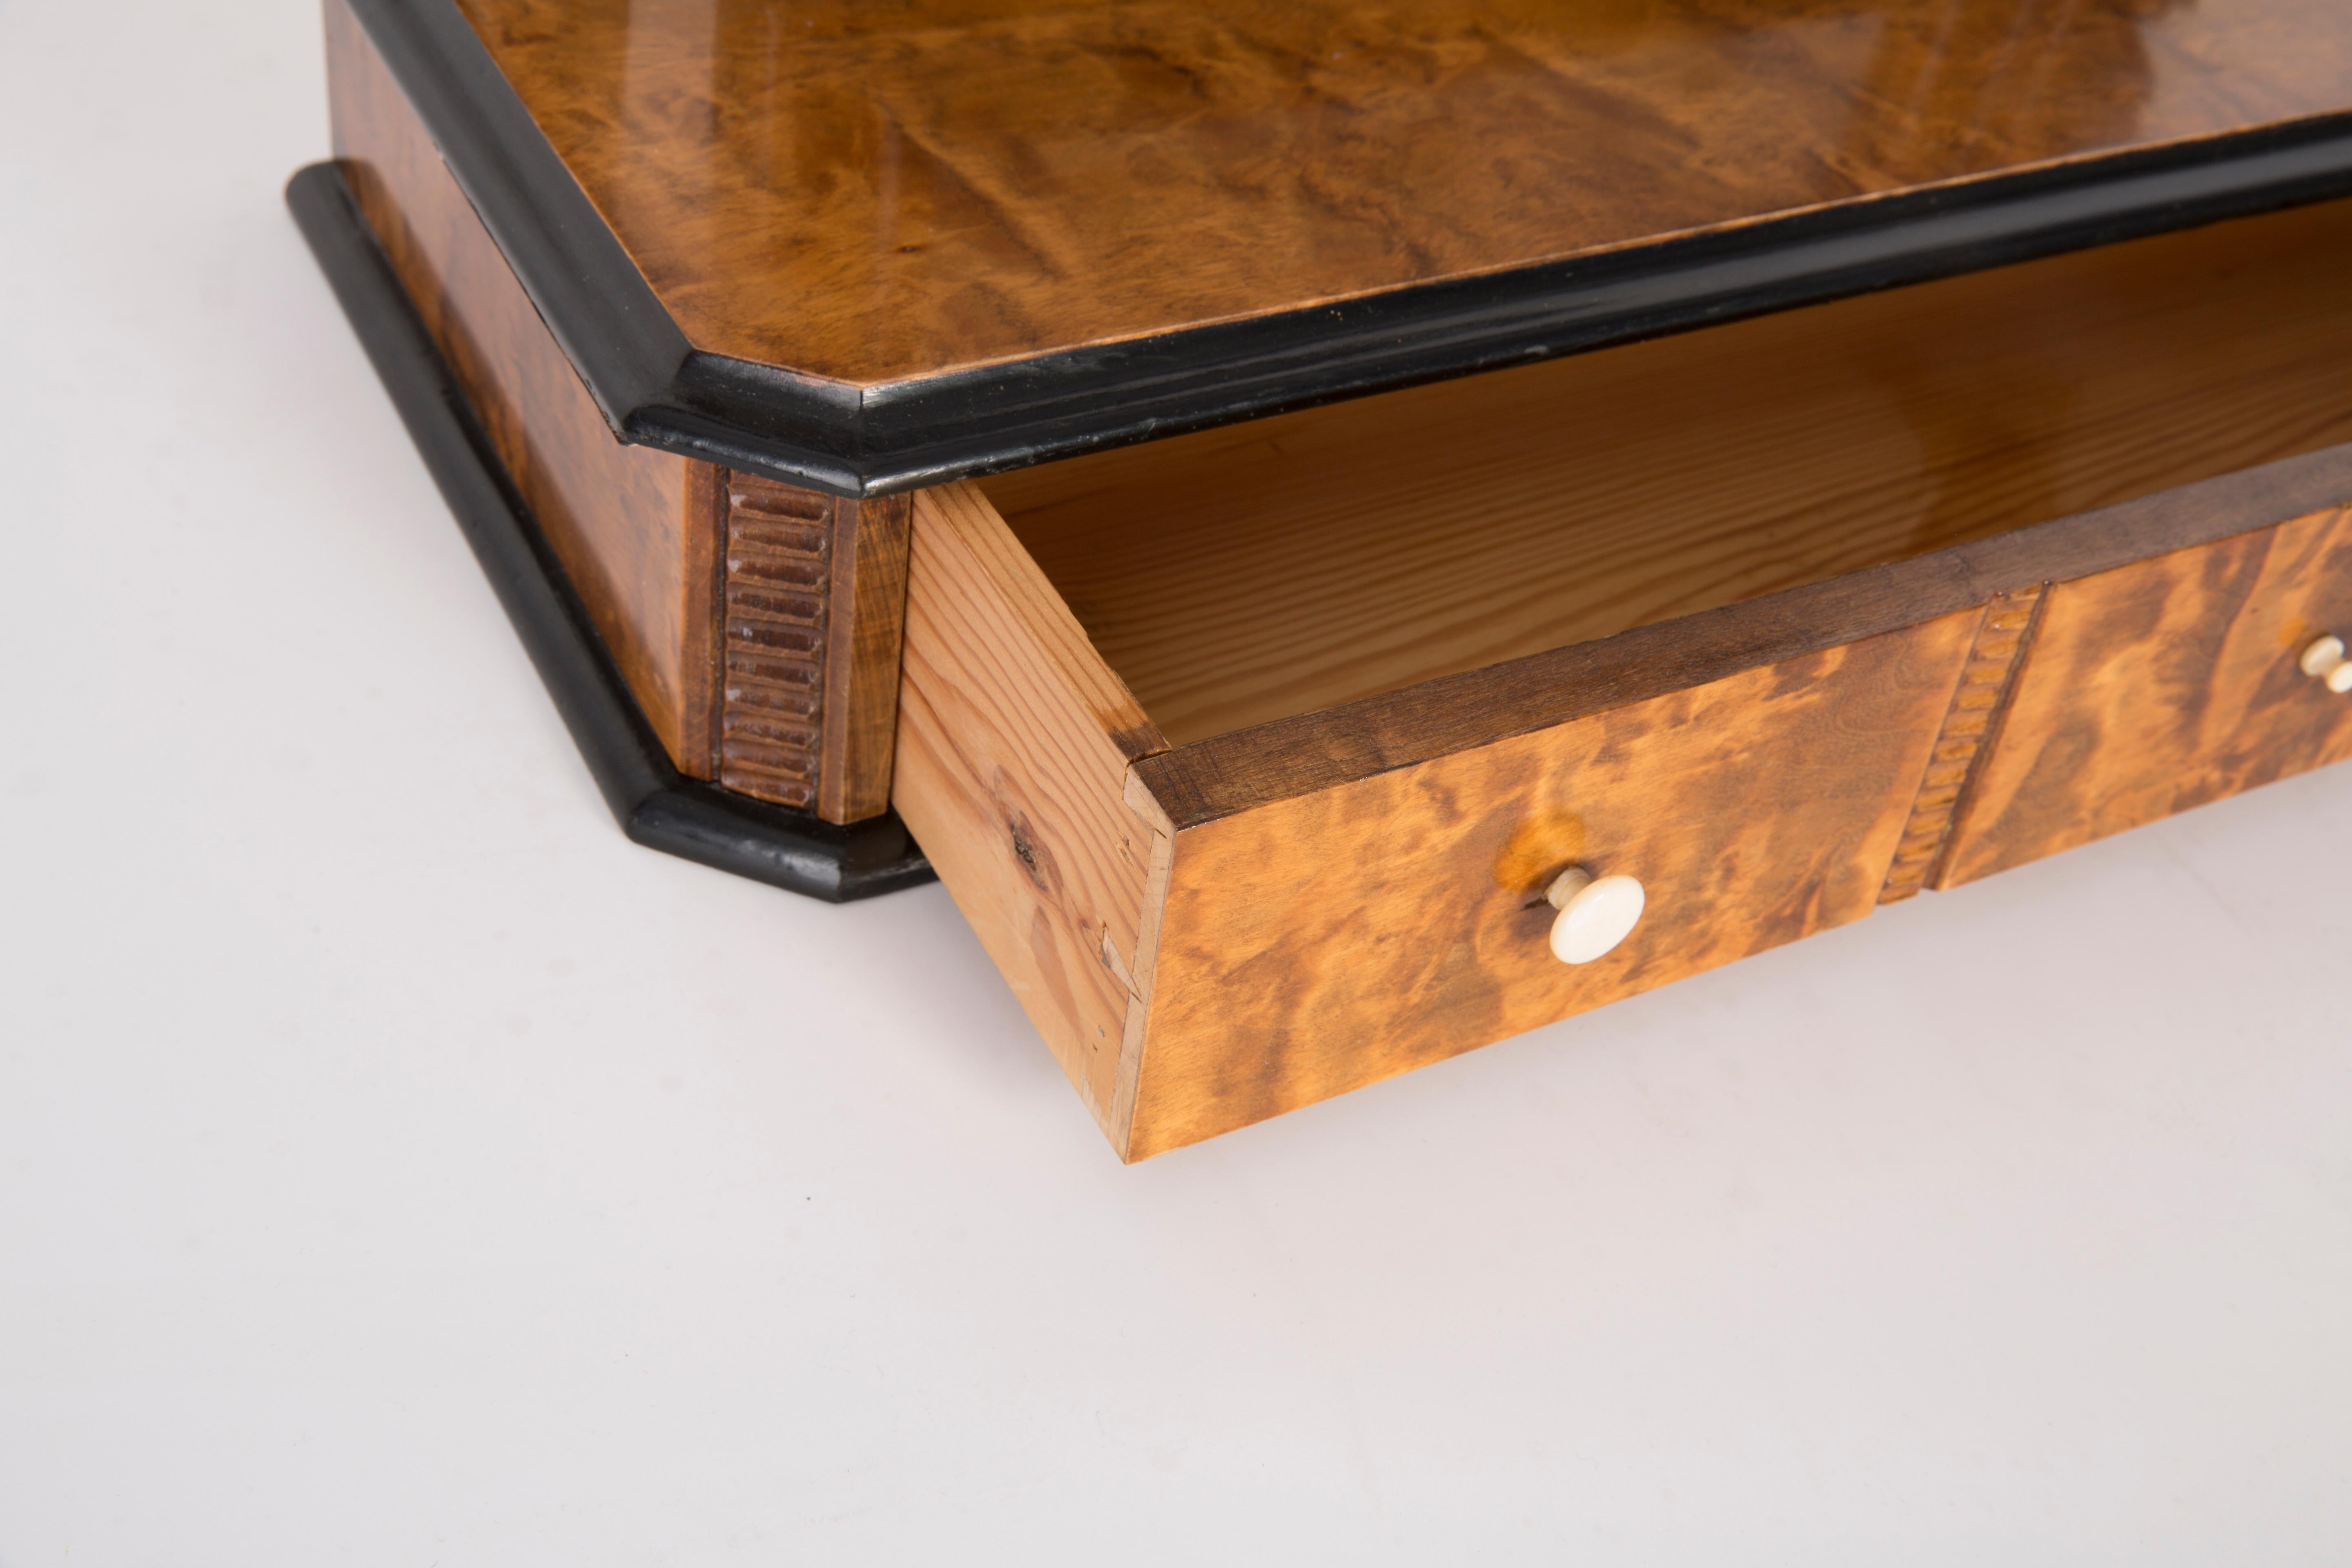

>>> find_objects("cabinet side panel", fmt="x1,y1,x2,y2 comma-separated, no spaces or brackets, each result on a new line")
891,483,1167,1146
1940,506,2352,884
325,0,712,772
1125,612,1978,1159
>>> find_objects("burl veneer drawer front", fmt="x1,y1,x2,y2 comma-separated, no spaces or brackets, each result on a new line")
1122,621,1976,1158
1942,505,2352,885
893,479,1984,1158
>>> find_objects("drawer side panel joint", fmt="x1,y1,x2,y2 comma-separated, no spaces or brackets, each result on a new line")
1880,585,2047,902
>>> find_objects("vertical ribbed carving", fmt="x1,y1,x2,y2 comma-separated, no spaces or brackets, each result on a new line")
1880,585,2046,902
718,478,831,808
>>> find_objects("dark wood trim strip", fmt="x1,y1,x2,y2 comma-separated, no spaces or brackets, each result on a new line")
342,0,2352,499
339,0,691,432
287,160,932,900
1135,441,2352,831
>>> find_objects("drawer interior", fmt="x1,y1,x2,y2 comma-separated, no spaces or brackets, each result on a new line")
977,197,2352,747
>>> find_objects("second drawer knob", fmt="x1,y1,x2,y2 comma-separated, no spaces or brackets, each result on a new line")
2301,635,2352,693
1546,866,1646,964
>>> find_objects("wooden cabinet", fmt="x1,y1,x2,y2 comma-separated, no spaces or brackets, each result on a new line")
303,0,2352,1156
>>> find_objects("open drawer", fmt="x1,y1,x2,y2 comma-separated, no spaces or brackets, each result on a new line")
891,199,2352,1160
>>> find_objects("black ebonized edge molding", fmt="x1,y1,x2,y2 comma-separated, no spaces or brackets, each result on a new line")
287,161,935,903
353,0,2352,500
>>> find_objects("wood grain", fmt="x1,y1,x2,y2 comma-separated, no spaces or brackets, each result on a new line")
1879,589,2042,902
716,474,911,820
328,0,717,773
1130,443,2352,831
1109,771,1178,1154
681,461,726,774
889,482,1170,1138
820,489,912,824
1939,507,2352,886
448,0,2352,384
983,197,2352,745
1120,612,1980,1160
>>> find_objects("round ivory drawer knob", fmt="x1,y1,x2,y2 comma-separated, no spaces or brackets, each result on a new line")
1545,866,1646,964
2302,635,2352,693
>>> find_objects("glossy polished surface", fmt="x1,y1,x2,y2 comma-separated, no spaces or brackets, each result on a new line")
453,0,2352,385
22,8,2352,1558
984,199,2352,744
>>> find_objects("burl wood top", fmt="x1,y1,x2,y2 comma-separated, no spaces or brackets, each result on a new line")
451,0,2352,387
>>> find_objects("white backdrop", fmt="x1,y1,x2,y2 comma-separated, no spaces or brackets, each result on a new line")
4,4,2349,1561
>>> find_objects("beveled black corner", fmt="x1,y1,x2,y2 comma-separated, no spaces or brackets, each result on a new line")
287,160,934,902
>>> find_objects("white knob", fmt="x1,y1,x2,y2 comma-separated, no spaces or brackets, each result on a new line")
1545,866,1646,964
2301,635,2352,694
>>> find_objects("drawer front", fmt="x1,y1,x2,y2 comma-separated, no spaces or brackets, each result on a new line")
1940,504,2352,885
1122,613,1978,1158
